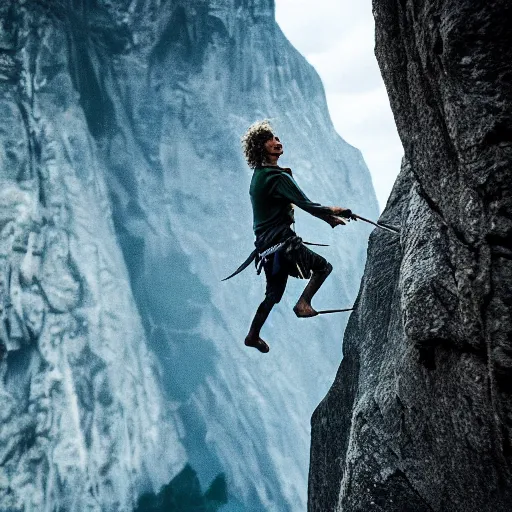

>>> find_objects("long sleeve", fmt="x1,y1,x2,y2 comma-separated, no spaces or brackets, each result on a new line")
272,173,333,218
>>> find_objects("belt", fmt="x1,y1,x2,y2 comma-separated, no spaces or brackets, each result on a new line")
255,238,292,275
221,237,329,282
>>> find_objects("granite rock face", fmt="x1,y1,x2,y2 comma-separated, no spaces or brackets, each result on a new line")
0,1,378,511
309,1,512,511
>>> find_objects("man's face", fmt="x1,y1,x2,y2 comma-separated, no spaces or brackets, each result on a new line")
264,135,283,159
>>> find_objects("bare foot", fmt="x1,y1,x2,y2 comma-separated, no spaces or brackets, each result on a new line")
293,299,318,318
244,336,270,353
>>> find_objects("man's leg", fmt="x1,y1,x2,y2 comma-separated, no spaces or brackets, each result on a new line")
245,257,288,353
293,259,333,318
244,296,276,353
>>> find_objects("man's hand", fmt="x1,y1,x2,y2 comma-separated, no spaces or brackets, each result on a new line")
330,206,355,219
325,215,347,228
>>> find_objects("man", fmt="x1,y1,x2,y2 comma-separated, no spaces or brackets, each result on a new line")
226,120,353,353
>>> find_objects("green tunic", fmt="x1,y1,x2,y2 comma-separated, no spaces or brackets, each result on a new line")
249,165,333,239
222,165,333,281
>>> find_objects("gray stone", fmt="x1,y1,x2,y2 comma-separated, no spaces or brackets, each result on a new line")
309,1,512,511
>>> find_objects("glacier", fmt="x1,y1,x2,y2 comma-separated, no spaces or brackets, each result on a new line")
0,0,379,510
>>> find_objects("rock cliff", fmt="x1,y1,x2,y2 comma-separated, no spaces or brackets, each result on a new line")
309,1,512,511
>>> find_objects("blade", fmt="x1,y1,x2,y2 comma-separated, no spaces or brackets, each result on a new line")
352,215,400,234
221,249,258,281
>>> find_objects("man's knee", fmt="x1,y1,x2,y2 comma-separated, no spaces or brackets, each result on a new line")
315,261,332,276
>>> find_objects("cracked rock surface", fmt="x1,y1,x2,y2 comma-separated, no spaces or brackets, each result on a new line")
309,1,512,511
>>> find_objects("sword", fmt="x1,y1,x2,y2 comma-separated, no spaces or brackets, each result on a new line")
336,214,400,234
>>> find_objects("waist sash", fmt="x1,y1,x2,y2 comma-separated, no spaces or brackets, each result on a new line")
221,237,328,281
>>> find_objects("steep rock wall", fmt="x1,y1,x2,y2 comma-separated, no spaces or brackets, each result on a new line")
309,1,512,511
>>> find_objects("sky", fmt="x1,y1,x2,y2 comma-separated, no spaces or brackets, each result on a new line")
275,0,403,211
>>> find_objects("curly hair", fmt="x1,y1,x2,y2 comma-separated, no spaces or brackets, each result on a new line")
241,119,275,168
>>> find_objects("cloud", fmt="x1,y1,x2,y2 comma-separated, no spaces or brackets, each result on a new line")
326,87,404,208
275,1,368,53
306,23,381,94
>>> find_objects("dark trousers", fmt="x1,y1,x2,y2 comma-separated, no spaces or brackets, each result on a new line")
263,244,330,304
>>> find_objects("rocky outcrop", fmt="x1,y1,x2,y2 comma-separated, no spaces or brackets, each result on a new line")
309,1,512,511
0,1,378,510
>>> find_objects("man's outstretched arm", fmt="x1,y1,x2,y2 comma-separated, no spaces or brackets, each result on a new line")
272,172,352,226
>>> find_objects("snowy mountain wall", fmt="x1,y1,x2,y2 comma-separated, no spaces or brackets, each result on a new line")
308,1,512,511
0,1,378,510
